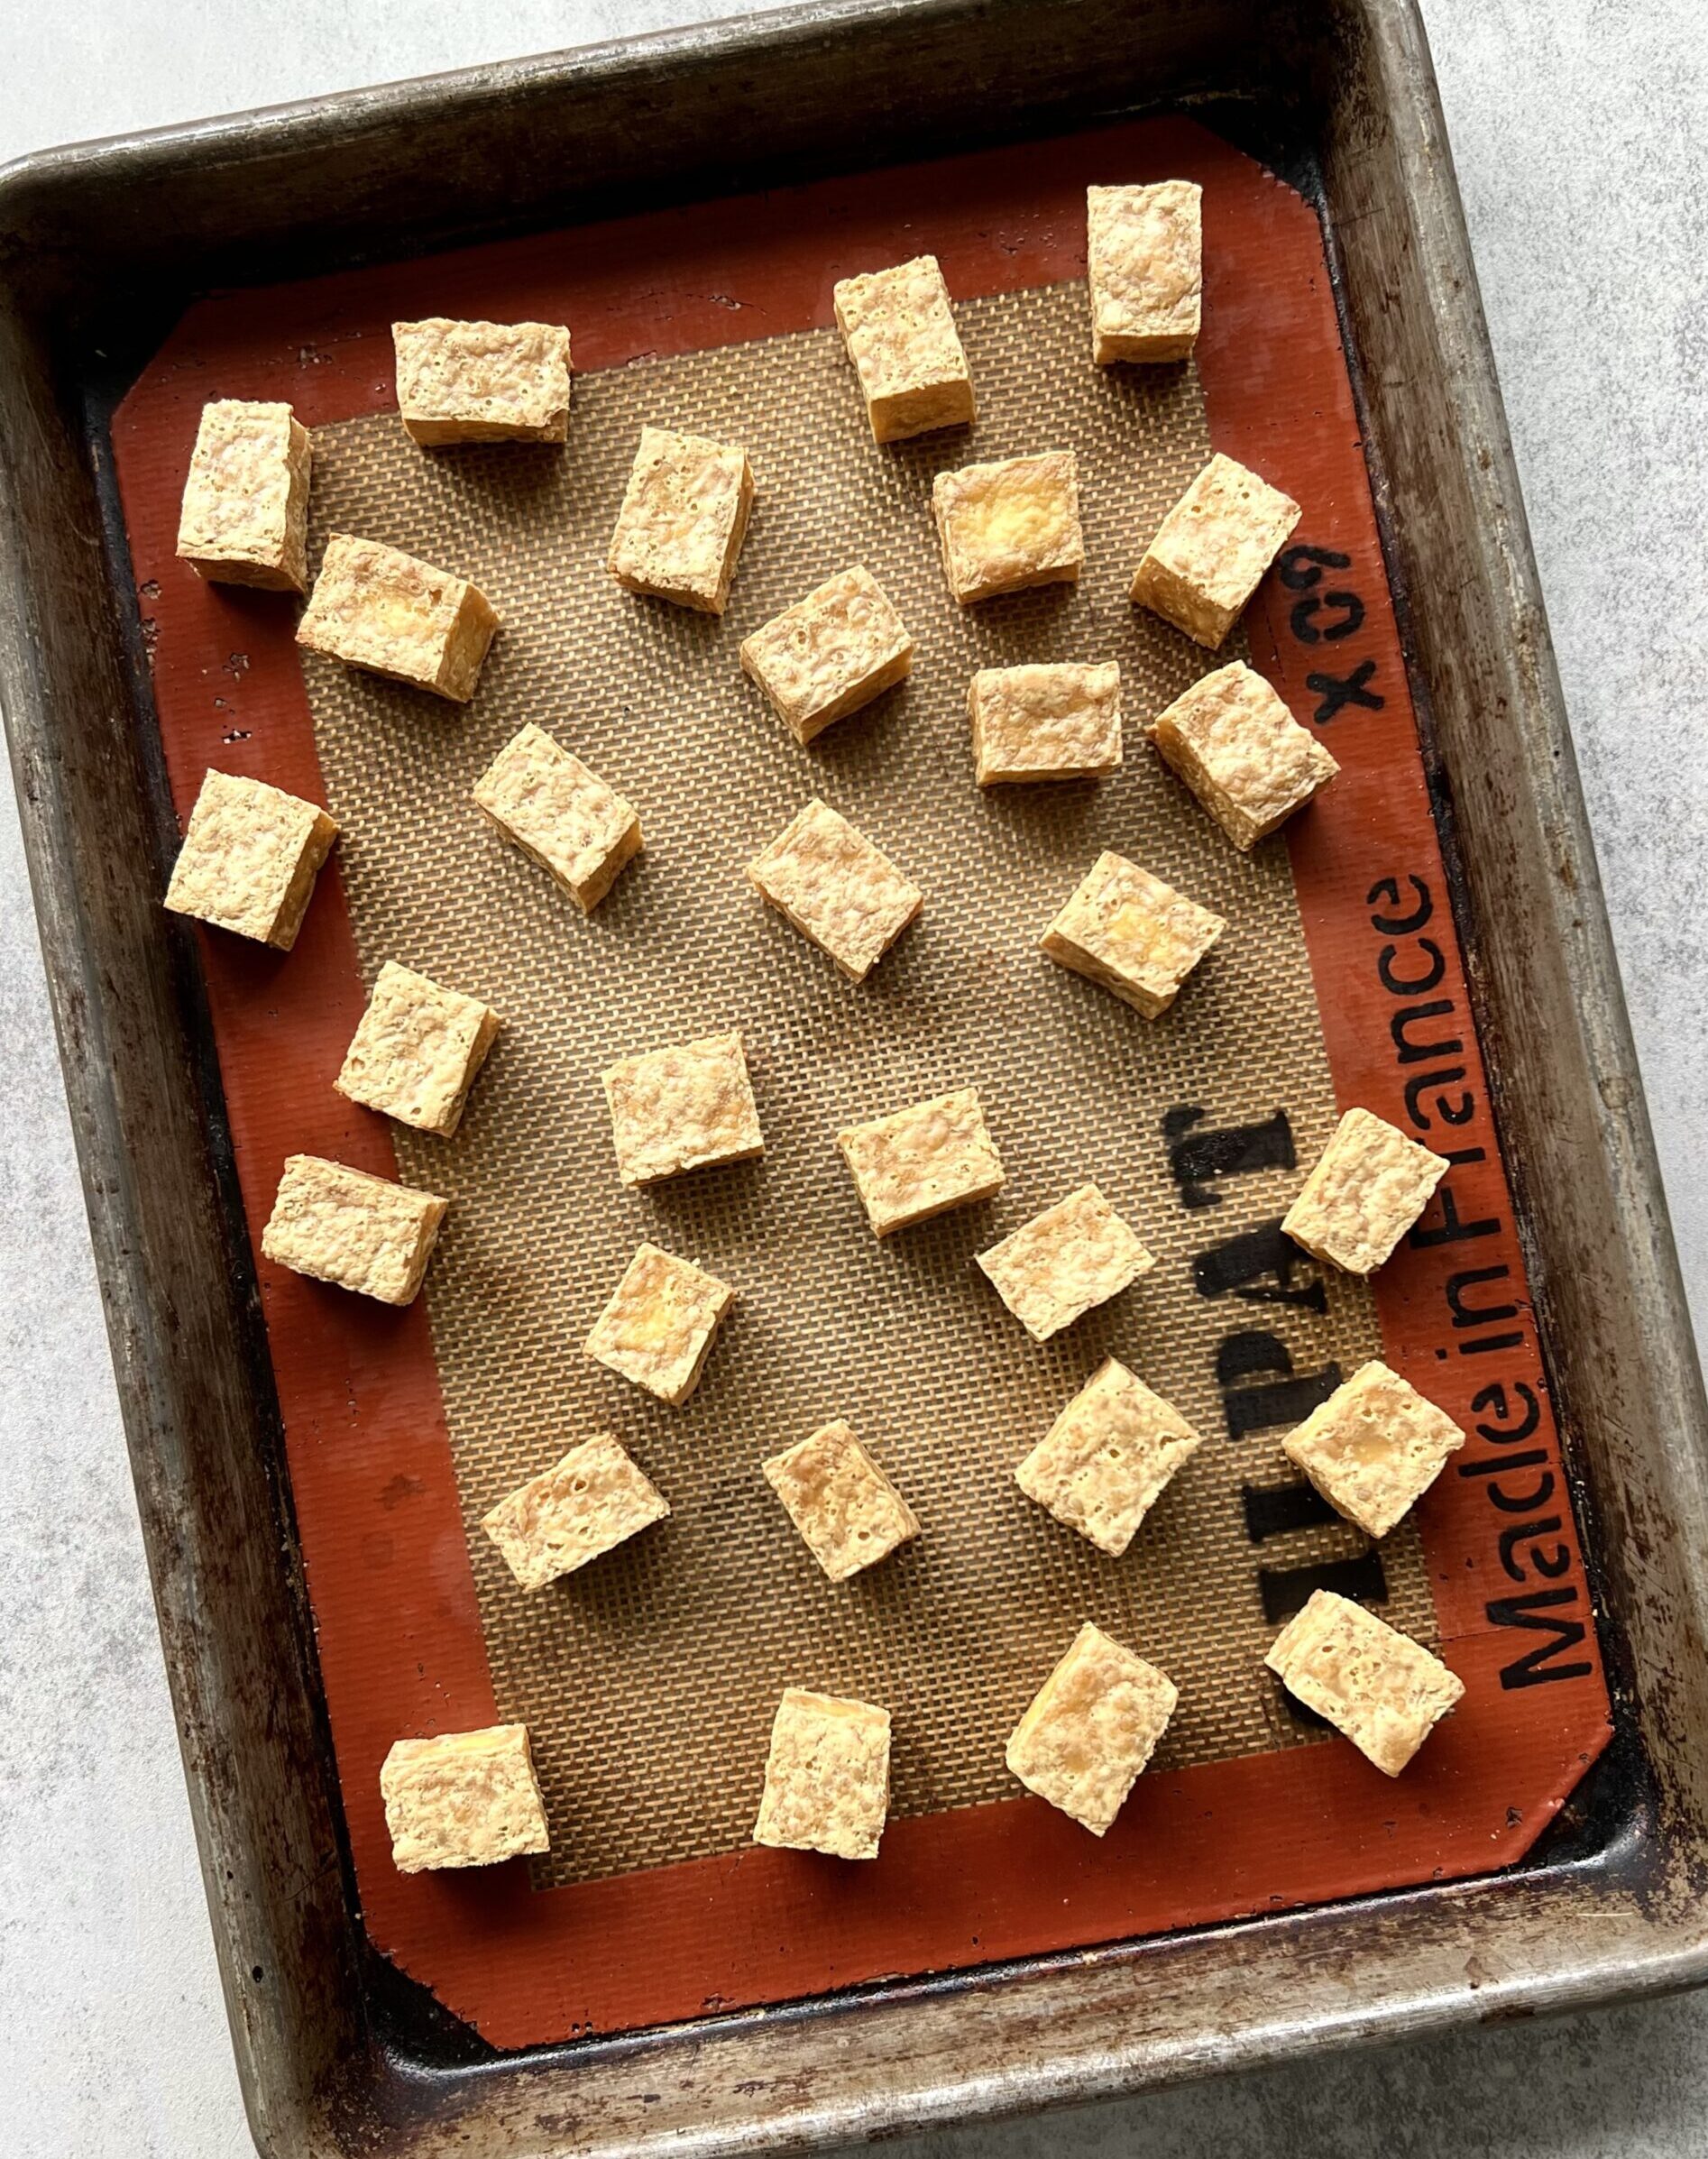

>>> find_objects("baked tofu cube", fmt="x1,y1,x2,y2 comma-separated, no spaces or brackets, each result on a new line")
482,1433,670,1590
932,451,1084,604
969,661,1122,786
1041,850,1225,1019
1265,1589,1465,1776
297,533,499,702
1130,453,1301,649
261,1154,447,1306
392,317,572,446
583,1242,736,1406
762,1421,920,1581
601,1031,764,1186
1150,660,1338,849
1282,1107,1450,1275
739,565,914,744
1016,1357,1203,1557
163,768,338,951
831,253,976,443
976,1183,1154,1342
748,798,923,982
1282,1360,1466,1539
1087,181,1203,365
1006,1622,1177,1834
335,960,500,1137
606,426,755,614
380,1723,549,1871
837,1087,1005,1237
473,721,642,914
752,1689,891,1860
176,400,313,593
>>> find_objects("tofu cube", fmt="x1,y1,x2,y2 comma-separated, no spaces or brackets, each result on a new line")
472,721,642,914
1006,1622,1177,1834
932,451,1084,604
380,1723,549,1871
601,1031,764,1186
482,1433,669,1590
1016,1356,1204,1557
1282,1107,1450,1275
176,400,313,593
748,798,922,982
163,768,338,951
739,565,914,744
1282,1360,1466,1539
583,1241,736,1406
752,1688,891,1860
976,1183,1154,1342
1087,181,1203,364
969,661,1122,786
335,960,500,1137
762,1421,920,1581
1041,850,1225,1019
392,317,572,446
831,253,976,443
606,426,755,614
1130,453,1301,648
836,1087,1005,1237
261,1154,448,1306
1150,660,1338,849
1265,1589,1465,1777
297,533,499,702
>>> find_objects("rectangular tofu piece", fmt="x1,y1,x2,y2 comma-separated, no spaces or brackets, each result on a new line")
392,317,572,446
932,451,1084,604
297,532,499,702
606,426,755,614
482,1433,669,1590
977,1183,1154,1341
1087,181,1203,364
176,400,313,592
969,661,1122,786
739,565,914,743
336,960,500,1137
1017,1356,1203,1557
473,721,642,914
748,798,922,982
583,1241,736,1405
1266,1589,1465,1777
1130,452,1301,648
1150,660,1338,849
1281,1360,1467,1539
752,1689,891,1860
1282,1107,1450,1275
601,1031,764,1186
762,1421,920,1581
832,253,976,443
261,1154,448,1306
1006,1622,1177,1834
837,1086,1005,1236
163,768,338,951
380,1723,549,1871
1041,850,1225,1019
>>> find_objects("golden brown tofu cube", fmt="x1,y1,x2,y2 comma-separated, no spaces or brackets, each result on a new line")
261,1154,447,1306
472,721,642,914
752,1689,891,1860
335,960,500,1137
747,798,923,982
1150,660,1338,849
1016,1357,1203,1557
969,661,1122,786
1281,1107,1449,1275
932,451,1084,604
762,1421,920,1581
1087,181,1203,364
162,768,338,951
1130,453,1301,648
297,533,499,702
606,426,755,614
832,253,976,443
392,317,572,445
601,1031,764,1187
976,1183,1154,1341
836,1086,1005,1237
1006,1622,1177,1833
482,1433,670,1590
739,565,914,743
583,1241,736,1406
1281,1360,1467,1539
175,399,313,593
1040,850,1225,1019
380,1723,549,1871
1265,1590,1465,1776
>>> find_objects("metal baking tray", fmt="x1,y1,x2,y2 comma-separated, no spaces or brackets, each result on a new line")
4,1,1706,2152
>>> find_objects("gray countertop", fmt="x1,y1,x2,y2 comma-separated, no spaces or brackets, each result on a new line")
2,2,1703,2152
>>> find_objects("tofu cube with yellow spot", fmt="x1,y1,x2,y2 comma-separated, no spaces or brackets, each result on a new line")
583,1242,736,1406
473,721,642,914
1006,1622,1177,1834
380,1723,549,1871
752,1689,891,1860
601,1031,764,1187
1041,850,1225,1019
739,565,914,744
482,1433,669,1590
762,1421,920,1581
335,960,500,1137
832,253,976,443
836,1086,1005,1237
977,1183,1153,1342
606,426,755,614
261,1154,447,1306
932,451,1084,604
392,317,572,445
969,661,1122,786
1150,660,1338,849
1282,1107,1449,1275
163,768,338,951
1281,1360,1466,1539
748,798,922,982
1266,1589,1465,1776
297,533,499,701
1087,181,1202,364
176,399,313,592
1017,1357,1203,1557
1130,452,1301,648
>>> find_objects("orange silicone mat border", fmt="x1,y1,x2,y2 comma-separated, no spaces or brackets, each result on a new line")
111,115,1611,2049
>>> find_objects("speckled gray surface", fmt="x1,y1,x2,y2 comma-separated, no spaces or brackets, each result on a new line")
1,3,1704,2154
